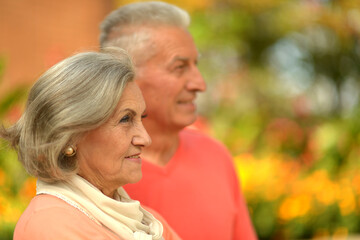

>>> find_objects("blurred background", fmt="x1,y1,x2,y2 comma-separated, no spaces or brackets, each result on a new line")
1,0,360,239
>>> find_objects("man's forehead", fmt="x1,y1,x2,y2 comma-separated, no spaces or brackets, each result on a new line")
116,25,198,65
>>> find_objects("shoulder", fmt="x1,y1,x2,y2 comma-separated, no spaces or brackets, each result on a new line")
178,129,238,180
143,206,182,240
180,128,225,147
14,195,117,240
180,128,231,157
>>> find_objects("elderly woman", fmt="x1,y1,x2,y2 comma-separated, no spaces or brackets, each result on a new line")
1,49,179,240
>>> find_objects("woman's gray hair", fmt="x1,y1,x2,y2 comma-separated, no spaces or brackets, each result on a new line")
99,1,190,65
0,48,135,182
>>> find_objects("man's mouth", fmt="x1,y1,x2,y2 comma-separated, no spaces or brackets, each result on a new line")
178,99,195,104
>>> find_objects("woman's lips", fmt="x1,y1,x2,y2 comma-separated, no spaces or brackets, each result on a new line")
125,154,142,163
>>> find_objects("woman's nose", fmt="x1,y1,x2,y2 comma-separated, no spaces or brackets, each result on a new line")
132,124,152,147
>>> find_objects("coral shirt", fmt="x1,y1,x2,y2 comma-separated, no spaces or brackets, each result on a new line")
14,194,180,240
124,129,257,240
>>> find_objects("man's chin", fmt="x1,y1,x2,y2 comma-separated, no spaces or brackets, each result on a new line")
173,114,197,130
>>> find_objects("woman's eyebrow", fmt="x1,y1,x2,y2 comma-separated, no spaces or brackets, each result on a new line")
118,107,147,116
118,108,136,115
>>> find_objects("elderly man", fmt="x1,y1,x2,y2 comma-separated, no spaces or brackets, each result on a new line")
99,2,257,239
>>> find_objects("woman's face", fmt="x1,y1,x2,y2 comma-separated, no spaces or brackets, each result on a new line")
76,81,151,198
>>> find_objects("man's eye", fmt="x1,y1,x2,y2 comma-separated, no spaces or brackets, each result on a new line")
119,115,130,123
141,114,148,119
175,65,186,70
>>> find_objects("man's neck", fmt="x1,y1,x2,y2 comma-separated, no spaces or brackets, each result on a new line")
141,125,181,167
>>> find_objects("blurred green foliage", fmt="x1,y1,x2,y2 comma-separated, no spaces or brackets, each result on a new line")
189,0,360,239
0,59,31,240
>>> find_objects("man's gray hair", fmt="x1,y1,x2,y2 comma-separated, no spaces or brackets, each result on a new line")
99,1,190,65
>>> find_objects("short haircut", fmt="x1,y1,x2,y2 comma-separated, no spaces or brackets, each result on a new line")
0,48,134,182
99,1,190,65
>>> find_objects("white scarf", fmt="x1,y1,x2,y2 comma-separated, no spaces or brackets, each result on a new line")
36,175,163,240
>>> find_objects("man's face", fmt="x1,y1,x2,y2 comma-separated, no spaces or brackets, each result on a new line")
135,26,206,132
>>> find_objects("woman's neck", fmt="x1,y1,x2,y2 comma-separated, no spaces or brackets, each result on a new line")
77,173,117,199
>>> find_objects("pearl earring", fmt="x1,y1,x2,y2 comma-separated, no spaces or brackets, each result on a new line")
64,146,76,157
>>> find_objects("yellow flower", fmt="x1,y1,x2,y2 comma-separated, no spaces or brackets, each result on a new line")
0,169,5,186
278,194,312,220
332,227,348,239
305,170,338,206
19,177,37,201
337,181,356,216
3,204,22,223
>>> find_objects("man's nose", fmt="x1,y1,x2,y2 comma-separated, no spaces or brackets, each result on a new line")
186,66,206,92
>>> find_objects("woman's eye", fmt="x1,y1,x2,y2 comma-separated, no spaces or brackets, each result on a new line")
119,115,130,123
